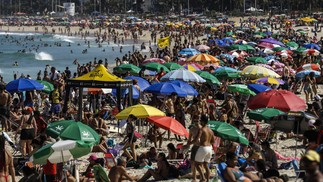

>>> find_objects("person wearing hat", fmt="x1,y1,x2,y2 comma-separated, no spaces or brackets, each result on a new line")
301,150,323,181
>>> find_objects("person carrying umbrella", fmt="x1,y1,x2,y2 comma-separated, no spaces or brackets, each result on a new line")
121,114,138,162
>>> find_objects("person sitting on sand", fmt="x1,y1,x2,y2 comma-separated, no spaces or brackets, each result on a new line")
260,141,278,170
223,152,252,182
167,143,177,159
138,153,170,182
108,158,137,182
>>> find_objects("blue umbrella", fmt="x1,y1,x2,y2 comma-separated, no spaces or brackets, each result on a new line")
248,84,272,94
6,78,44,92
264,55,276,61
169,80,198,96
222,37,234,44
215,66,238,73
218,54,235,61
259,38,285,47
124,76,150,90
303,43,321,50
296,70,321,79
216,39,229,47
144,82,187,97
112,86,140,99
178,48,200,57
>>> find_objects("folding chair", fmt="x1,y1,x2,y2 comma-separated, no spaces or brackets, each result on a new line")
254,121,271,143
291,159,305,181
216,162,228,182
104,153,116,169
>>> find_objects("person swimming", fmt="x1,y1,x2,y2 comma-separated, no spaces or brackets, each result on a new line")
12,62,18,67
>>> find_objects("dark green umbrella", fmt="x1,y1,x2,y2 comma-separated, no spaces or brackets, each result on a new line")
36,80,54,94
246,57,267,64
272,47,288,52
285,41,299,49
293,47,307,54
228,44,255,51
142,62,170,72
163,62,183,71
195,71,221,85
213,70,240,80
227,84,256,96
208,121,249,145
46,120,100,145
247,108,286,121
113,64,141,75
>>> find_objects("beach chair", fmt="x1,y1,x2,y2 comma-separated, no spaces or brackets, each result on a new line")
254,121,271,143
216,162,228,182
104,153,116,169
291,159,305,181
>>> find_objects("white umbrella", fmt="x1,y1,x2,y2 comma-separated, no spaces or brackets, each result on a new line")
160,68,206,83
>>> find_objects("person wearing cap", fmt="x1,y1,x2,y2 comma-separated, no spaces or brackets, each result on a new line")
301,150,323,181
108,158,137,182
80,154,97,181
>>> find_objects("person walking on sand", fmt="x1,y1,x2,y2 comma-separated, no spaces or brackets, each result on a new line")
194,114,215,182
121,114,137,162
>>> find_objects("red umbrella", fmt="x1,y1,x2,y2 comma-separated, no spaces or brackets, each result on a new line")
142,58,166,64
147,116,189,137
247,90,306,112
258,42,274,49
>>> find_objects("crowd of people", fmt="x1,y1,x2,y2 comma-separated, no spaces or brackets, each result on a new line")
1,14,323,182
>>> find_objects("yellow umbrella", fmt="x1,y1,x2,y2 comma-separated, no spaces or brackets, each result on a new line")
241,66,281,79
187,54,220,65
210,27,217,31
116,104,165,119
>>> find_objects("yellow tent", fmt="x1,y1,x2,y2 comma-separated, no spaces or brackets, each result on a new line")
71,64,126,82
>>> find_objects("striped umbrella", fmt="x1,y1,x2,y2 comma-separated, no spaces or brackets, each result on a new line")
183,64,200,71
241,65,281,79
187,54,220,65
160,68,206,83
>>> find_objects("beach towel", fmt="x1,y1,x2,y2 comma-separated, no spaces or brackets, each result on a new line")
275,151,300,161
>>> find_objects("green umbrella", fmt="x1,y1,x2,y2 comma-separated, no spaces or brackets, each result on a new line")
293,47,307,54
213,70,240,80
247,108,286,121
272,47,288,52
142,62,170,72
246,57,267,64
208,121,249,145
113,64,141,75
195,71,221,85
32,140,93,165
285,41,299,49
228,44,255,51
163,62,183,71
46,120,100,144
36,80,54,94
227,84,256,96
226,31,233,36
254,32,266,37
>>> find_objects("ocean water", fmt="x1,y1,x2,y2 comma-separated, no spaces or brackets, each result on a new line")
0,32,148,83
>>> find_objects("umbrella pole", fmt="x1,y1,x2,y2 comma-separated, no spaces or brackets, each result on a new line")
60,150,68,182
75,160,80,182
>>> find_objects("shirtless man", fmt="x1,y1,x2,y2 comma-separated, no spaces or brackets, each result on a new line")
0,84,11,131
0,132,16,182
108,158,136,182
195,114,215,182
185,115,202,182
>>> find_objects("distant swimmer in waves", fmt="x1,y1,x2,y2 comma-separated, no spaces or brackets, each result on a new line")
12,62,18,67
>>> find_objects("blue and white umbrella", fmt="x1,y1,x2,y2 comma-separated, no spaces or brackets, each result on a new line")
296,70,321,79
169,80,198,96
178,48,200,57
160,68,206,83
6,78,44,93
144,82,187,97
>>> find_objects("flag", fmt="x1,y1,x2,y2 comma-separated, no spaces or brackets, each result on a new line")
158,36,170,49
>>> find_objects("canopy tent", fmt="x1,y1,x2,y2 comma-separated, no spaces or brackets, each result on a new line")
63,64,133,120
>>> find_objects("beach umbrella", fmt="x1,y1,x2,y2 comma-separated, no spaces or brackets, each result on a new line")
228,44,255,51
241,65,281,79
256,64,275,71
247,108,286,121
6,78,44,92
32,140,93,165
187,54,220,65
234,39,248,45
229,50,249,57
142,58,166,64
296,70,321,79
142,62,170,72
302,49,320,56
254,32,267,37
163,62,183,71
36,80,54,94
303,43,321,50
195,71,221,85
286,41,299,49
208,121,249,145
113,64,141,75
112,86,140,99
46,121,100,144
263,48,275,54
302,64,320,71
213,67,240,79
246,57,267,64
144,82,188,97
160,68,206,83
178,48,200,57
258,42,275,49
169,80,198,96
116,104,165,119
272,47,288,52
247,84,272,94
256,77,285,85
195,45,210,51
227,84,256,96
147,116,189,137
124,76,151,90
259,38,285,47
222,37,234,44
293,47,307,54
183,64,200,71
247,90,306,112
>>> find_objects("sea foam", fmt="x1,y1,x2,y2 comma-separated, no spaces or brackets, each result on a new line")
35,52,54,61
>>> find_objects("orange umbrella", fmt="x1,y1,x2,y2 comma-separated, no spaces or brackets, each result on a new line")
147,116,189,137
187,53,220,65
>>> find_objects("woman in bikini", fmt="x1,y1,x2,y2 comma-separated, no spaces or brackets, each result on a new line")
0,133,16,182
224,152,252,182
